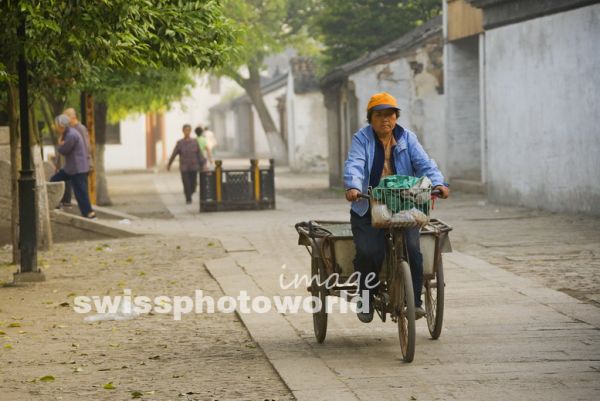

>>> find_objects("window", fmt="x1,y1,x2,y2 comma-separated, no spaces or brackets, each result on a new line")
105,122,121,144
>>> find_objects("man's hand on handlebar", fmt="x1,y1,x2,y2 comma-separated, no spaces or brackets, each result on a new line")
433,185,450,199
345,188,361,202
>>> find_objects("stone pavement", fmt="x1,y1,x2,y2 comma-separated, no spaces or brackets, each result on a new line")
0,232,292,400
140,168,600,401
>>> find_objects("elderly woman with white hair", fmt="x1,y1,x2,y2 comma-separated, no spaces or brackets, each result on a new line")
50,114,95,218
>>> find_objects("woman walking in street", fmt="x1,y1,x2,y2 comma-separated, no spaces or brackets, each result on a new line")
167,124,203,204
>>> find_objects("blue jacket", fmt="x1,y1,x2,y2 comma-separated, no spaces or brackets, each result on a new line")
344,124,444,217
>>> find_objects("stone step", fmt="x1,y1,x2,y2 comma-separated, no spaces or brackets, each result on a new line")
61,204,139,221
50,209,141,242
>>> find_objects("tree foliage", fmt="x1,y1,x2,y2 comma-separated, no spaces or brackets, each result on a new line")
100,69,196,123
218,0,315,81
0,0,235,115
313,0,442,69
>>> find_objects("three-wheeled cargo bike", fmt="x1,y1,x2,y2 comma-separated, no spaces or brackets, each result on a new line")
295,187,452,362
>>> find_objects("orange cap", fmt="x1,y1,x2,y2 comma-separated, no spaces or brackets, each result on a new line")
366,92,400,112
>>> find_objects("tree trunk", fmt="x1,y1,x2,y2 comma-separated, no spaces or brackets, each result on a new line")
241,66,288,166
7,83,20,264
94,101,112,206
30,104,52,250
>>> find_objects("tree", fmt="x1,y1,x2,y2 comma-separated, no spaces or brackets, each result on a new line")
217,0,318,165
0,0,235,261
313,0,442,69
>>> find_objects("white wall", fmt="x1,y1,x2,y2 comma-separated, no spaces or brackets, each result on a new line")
348,40,446,173
484,4,600,214
289,92,328,172
445,35,481,181
104,116,146,170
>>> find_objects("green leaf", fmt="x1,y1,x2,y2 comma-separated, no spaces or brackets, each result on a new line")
39,375,55,382
103,382,116,390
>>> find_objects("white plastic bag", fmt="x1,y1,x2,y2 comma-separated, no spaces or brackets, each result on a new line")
371,203,392,227
84,302,140,323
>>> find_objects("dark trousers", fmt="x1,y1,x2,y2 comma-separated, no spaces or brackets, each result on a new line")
51,169,93,217
61,181,72,204
350,210,423,307
180,170,198,202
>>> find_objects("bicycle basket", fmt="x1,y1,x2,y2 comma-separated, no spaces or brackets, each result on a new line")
369,177,432,228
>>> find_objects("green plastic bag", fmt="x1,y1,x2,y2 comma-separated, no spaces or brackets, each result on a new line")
372,175,431,213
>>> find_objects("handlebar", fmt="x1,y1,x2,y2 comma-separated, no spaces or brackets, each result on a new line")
355,188,443,200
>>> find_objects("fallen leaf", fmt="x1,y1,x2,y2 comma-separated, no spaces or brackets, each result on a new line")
39,375,55,382
59,302,70,307
8,322,21,328
148,355,160,360
103,382,116,390
4,343,13,349
66,292,76,298
131,391,143,399
0,330,5,335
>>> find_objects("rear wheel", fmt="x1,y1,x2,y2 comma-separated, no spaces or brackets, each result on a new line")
311,257,328,343
395,260,415,362
425,259,445,339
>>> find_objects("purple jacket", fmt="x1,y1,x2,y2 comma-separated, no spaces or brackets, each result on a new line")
58,127,90,175
168,138,201,172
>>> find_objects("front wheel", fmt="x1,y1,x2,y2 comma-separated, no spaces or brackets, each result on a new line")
397,260,415,362
425,258,445,339
311,257,328,343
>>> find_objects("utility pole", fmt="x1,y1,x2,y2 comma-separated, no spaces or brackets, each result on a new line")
14,14,45,283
